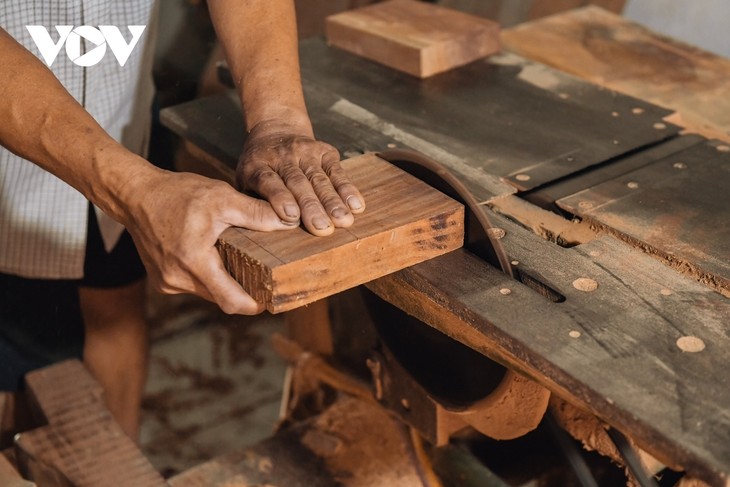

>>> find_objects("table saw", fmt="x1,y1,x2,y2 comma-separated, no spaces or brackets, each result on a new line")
163,7,730,483
2,6,729,487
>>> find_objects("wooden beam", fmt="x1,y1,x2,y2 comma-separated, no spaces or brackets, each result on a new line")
217,153,464,313
325,0,500,78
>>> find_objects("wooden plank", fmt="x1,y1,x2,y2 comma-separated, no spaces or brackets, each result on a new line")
217,153,464,313
528,0,626,20
14,361,165,487
502,6,730,142
557,138,730,296
366,209,730,485
325,0,500,78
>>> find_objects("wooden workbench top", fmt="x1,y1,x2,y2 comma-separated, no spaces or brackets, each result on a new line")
161,9,730,484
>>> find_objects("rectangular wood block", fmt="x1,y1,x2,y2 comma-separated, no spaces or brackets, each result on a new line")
325,0,500,78
16,360,165,487
217,153,464,313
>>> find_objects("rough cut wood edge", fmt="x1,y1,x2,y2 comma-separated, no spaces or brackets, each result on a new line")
15,360,166,487
325,0,500,78
217,154,465,314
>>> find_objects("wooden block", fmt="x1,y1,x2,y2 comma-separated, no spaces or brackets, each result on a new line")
325,0,500,78
23,360,105,424
14,360,166,487
217,153,464,313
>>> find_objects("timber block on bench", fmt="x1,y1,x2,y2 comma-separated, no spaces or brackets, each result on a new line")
217,153,464,313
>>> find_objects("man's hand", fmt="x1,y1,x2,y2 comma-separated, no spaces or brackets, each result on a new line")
239,125,365,236
120,168,295,314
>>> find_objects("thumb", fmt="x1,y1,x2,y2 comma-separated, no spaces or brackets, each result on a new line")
226,193,299,231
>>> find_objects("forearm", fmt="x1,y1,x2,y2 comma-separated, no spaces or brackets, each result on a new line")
207,0,313,136
0,28,159,223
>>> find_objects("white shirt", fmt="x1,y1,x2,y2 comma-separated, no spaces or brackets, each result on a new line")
0,0,156,279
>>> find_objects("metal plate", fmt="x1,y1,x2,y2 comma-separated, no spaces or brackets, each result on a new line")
558,139,730,292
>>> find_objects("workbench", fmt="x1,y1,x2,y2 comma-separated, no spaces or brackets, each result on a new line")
157,6,730,485
2,6,728,487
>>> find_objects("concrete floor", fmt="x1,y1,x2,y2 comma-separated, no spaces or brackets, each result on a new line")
139,293,287,476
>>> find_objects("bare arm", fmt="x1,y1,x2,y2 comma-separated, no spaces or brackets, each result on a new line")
207,0,365,236
0,27,292,314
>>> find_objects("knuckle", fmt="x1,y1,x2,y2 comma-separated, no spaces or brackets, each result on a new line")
249,199,269,222
322,145,340,161
247,167,278,189
157,275,182,294
308,171,331,188
281,168,309,187
299,195,325,213
320,192,344,208
300,161,321,179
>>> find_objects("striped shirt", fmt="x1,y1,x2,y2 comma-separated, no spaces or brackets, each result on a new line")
0,0,156,279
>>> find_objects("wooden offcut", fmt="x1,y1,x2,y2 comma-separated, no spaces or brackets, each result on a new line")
14,361,165,487
217,153,464,313
325,0,500,78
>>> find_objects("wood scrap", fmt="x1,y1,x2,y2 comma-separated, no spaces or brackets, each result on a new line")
14,360,165,487
325,0,500,78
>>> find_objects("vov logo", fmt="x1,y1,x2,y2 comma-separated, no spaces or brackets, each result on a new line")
26,25,146,67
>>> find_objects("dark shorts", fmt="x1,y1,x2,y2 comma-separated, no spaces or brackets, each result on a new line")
0,204,146,391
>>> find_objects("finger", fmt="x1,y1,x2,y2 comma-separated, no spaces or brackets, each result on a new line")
323,158,366,215
243,164,301,225
279,161,334,236
195,248,265,315
302,161,354,228
223,190,299,231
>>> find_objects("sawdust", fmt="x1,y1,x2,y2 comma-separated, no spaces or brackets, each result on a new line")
584,219,730,298
303,396,423,487
550,397,674,483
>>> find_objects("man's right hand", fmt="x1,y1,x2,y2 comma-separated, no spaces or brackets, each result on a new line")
118,168,295,315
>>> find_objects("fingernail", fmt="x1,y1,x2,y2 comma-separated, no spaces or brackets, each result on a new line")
331,207,347,219
346,195,362,210
284,203,299,218
312,216,331,230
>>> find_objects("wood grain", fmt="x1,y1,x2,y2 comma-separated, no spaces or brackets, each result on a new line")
325,0,500,78
14,361,165,487
557,139,730,296
366,208,730,485
502,6,730,142
217,153,464,313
